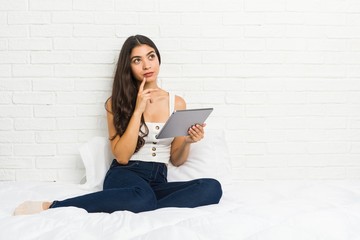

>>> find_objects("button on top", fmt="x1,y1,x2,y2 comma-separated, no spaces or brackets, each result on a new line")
155,126,160,130
152,147,156,151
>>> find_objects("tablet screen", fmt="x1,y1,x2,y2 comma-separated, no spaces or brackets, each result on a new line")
155,108,213,139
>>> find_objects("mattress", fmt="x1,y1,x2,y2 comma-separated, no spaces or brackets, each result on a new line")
1,180,360,240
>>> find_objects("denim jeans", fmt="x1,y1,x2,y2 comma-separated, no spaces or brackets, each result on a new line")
50,160,222,213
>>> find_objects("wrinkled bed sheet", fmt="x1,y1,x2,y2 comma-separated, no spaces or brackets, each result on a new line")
1,180,360,240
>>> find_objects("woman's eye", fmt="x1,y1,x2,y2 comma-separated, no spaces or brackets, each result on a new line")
149,54,156,60
133,58,141,64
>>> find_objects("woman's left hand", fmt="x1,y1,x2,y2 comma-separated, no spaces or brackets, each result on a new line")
185,123,206,143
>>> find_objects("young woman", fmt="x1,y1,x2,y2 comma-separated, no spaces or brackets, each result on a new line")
14,35,222,215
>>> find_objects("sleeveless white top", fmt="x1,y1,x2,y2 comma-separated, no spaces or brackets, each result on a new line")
129,92,175,164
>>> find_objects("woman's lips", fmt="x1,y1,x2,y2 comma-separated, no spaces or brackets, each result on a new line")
144,72,153,78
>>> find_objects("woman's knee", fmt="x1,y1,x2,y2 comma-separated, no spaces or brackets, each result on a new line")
198,178,223,204
132,187,157,213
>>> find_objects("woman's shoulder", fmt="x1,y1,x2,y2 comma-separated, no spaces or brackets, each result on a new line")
105,97,112,112
174,94,186,110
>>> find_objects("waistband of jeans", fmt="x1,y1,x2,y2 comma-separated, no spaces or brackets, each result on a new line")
129,160,168,167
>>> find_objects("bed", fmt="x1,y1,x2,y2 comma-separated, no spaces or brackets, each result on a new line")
1,130,360,240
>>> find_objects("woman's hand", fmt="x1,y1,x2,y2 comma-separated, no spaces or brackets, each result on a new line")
134,77,158,115
185,123,206,143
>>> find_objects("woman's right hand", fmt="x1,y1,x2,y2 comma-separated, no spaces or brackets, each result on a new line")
134,77,158,115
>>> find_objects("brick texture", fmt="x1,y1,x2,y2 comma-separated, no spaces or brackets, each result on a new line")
0,0,360,182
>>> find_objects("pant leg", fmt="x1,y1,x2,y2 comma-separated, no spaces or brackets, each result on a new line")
50,161,157,213
153,178,222,209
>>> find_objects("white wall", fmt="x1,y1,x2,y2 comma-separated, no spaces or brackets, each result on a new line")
1,0,360,182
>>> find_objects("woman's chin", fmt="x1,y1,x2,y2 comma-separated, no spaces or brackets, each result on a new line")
144,77,157,83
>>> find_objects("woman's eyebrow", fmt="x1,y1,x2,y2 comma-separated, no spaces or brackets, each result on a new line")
131,51,155,61
146,50,155,56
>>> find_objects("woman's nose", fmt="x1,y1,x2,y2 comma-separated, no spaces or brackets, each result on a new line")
143,60,151,70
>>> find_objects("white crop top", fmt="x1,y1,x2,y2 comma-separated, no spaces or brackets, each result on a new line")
129,92,175,164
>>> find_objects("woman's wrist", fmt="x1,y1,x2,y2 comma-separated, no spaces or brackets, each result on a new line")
184,136,196,144
132,110,143,118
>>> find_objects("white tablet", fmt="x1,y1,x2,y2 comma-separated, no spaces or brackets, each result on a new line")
155,108,213,139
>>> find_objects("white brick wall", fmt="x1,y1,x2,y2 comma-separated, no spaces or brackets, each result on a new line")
0,0,360,182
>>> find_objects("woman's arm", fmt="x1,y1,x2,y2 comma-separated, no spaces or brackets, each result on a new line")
107,78,157,164
170,96,206,166
106,101,142,164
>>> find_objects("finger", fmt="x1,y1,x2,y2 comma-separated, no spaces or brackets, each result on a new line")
193,125,205,138
139,77,146,92
143,88,159,94
140,89,158,100
145,89,160,103
189,127,201,139
142,89,158,99
195,124,204,132
192,124,204,134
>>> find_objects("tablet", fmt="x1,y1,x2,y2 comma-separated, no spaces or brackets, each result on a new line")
155,108,213,139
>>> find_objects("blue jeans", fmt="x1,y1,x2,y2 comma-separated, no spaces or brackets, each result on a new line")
50,160,222,213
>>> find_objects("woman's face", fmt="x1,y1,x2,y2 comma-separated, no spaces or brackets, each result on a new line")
130,44,160,84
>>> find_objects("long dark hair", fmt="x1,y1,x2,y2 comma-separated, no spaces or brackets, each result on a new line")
106,35,161,153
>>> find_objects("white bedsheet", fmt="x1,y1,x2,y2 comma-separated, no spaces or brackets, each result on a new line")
1,180,360,240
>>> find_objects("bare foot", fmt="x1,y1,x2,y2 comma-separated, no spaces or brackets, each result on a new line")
13,201,52,216
42,201,52,210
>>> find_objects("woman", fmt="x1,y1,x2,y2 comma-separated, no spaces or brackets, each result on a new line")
14,35,222,215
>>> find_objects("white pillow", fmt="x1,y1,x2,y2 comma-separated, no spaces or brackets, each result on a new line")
78,129,231,190
167,129,232,185
78,136,113,190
